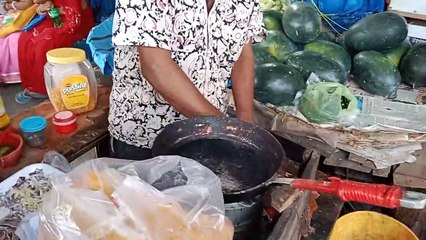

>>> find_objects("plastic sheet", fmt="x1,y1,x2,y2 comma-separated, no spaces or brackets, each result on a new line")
38,156,233,240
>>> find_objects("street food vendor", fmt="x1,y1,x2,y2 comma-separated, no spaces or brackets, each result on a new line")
109,0,265,160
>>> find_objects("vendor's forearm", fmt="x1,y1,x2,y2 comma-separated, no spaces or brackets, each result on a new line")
139,47,223,118
231,41,255,123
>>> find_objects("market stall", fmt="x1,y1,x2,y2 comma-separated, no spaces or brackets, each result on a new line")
252,0,426,238
2,0,426,239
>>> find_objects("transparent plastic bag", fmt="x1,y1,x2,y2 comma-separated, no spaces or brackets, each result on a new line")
42,151,73,173
38,156,233,240
299,82,359,124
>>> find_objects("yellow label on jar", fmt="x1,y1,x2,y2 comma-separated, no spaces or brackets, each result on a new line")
60,75,90,110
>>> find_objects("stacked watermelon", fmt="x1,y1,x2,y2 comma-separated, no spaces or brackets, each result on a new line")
254,2,351,109
255,3,426,109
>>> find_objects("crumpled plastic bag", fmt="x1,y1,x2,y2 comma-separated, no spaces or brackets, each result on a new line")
42,151,73,173
299,82,359,124
38,156,233,240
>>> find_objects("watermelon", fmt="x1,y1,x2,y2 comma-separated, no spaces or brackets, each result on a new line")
253,44,278,65
285,51,348,84
263,10,284,31
304,40,352,73
254,63,306,106
382,39,412,67
400,43,426,88
316,32,336,42
282,2,321,44
343,12,408,52
352,51,401,99
254,30,299,62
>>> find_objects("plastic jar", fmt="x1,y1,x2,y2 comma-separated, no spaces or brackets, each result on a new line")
44,48,98,115
19,116,47,147
53,111,77,134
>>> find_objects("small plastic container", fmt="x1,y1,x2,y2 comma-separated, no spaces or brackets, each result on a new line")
53,111,77,134
19,116,47,147
44,48,98,114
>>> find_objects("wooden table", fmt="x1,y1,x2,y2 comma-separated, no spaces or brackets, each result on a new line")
0,86,111,181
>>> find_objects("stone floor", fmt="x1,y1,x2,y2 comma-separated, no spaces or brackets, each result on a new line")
0,84,43,116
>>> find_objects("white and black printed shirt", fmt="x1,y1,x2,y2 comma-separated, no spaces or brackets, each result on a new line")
110,0,265,148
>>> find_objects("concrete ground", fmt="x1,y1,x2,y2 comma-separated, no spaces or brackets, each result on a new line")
0,84,44,116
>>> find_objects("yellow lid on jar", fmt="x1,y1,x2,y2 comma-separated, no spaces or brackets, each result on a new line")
46,48,87,64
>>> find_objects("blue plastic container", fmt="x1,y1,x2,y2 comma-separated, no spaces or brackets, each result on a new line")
19,116,47,147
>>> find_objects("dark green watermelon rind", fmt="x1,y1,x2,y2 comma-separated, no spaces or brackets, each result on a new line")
254,30,299,63
254,63,306,106
400,43,426,88
282,2,322,44
285,51,348,85
352,51,401,99
263,10,284,31
343,12,408,52
304,40,352,73
382,39,412,67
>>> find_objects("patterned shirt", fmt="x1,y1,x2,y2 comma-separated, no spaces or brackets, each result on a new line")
110,0,265,148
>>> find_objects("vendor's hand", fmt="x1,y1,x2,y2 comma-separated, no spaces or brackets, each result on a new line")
238,114,254,124
37,1,53,13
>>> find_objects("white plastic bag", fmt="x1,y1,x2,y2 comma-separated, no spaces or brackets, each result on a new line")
38,156,233,240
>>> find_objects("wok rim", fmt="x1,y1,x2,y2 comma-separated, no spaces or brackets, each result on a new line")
152,116,285,200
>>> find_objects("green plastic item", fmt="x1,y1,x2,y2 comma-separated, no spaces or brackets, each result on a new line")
299,82,358,124
48,7,63,28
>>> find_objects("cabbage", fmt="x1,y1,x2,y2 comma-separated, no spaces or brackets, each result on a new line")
260,0,283,11
299,82,358,124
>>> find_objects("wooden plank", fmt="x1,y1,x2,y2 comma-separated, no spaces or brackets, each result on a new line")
324,150,372,174
388,0,426,21
268,150,321,240
347,153,376,169
372,168,392,178
304,170,343,240
304,194,343,240
347,154,392,177
395,198,426,239
389,10,426,21
394,143,426,188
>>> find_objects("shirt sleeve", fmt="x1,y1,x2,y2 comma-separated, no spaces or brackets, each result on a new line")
112,0,173,50
248,0,266,44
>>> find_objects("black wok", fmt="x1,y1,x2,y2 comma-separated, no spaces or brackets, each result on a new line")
152,116,285,203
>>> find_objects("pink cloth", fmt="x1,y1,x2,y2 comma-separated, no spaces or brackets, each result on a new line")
0,29,21,84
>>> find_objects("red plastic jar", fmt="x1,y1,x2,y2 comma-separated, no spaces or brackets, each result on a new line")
53,111,77,134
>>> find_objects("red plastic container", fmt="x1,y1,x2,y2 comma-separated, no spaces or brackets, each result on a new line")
53,111,77,134
0,127,24,168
